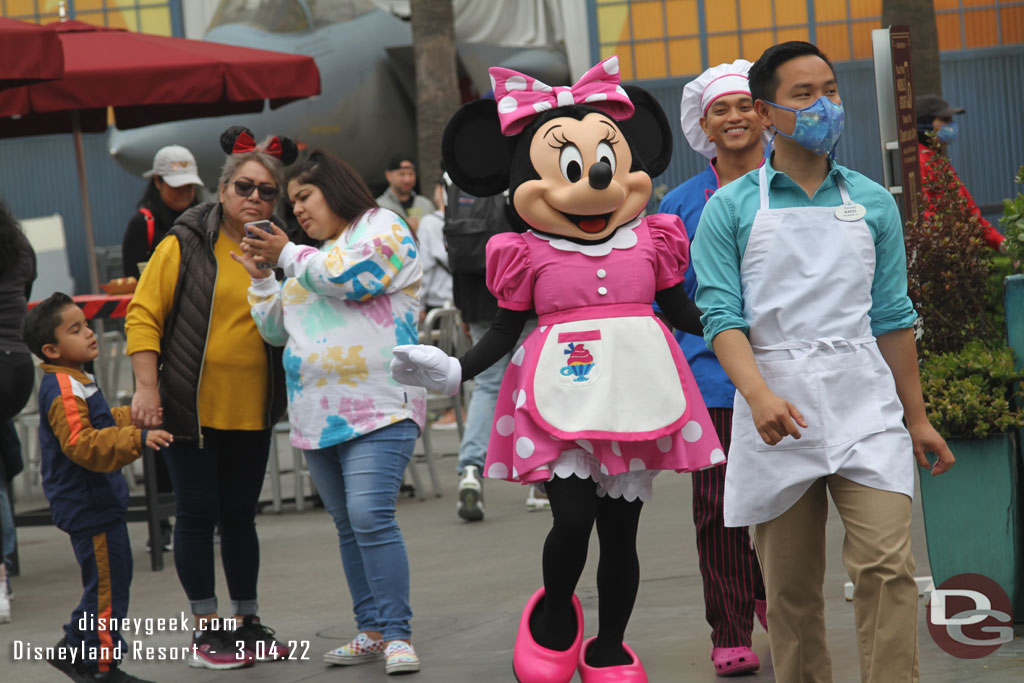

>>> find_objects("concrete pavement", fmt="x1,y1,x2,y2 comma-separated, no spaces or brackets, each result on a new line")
2,429,1022,682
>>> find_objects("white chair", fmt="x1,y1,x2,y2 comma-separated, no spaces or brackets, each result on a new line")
266,420,314,512
20,213,74,301
12,361,44,501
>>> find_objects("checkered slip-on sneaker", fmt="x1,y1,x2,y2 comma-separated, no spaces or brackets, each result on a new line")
384,640,421,675
324,632,386,666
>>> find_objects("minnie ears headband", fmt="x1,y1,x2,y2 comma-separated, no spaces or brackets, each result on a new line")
489,56,635,136
219,125,298,165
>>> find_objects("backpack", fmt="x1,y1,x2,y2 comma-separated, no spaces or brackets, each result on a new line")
139,207,156,251
442,184,514,276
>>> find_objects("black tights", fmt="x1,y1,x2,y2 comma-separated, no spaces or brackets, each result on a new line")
529,475,643,668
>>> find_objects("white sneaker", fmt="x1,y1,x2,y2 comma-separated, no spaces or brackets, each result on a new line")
457,465,485,522
0,588,10,624
384,640,420,674
324,632,385,666
526,485,550,512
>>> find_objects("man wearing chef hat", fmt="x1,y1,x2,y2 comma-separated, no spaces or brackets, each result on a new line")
691,41,955,683
658,59,770,677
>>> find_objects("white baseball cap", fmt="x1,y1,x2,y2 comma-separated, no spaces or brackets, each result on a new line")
143,145,204,187
680,60,767,159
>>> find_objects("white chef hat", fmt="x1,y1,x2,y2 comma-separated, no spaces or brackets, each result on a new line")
680,59,756,159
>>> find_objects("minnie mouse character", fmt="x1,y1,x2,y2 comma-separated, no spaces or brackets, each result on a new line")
391,57,724,682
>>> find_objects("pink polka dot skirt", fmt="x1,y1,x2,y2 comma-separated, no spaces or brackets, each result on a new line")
483,327,725,499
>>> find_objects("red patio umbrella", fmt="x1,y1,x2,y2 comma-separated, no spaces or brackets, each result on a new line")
0,19,321,292
0,18,64,90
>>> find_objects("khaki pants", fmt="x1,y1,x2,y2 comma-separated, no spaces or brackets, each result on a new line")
753,476,920,683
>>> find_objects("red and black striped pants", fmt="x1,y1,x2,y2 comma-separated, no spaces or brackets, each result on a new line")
692,407,765,648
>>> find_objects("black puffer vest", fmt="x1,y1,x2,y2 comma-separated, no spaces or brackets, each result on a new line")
159,202,287,445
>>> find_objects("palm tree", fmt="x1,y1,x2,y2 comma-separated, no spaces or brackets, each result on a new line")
882,0,941,96
410,0,460,189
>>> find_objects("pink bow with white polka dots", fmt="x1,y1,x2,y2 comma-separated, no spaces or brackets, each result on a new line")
489,56,635,136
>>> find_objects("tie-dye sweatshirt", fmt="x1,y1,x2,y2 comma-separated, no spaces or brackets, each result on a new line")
248,207,427,449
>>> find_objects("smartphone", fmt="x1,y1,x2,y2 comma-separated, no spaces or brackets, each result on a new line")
244,219,274,238
244,220,275,269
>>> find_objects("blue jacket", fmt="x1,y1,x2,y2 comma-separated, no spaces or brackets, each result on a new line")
658,161,737,409
37,365,146,535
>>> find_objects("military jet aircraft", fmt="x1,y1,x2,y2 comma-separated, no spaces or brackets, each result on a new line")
108,0,571,192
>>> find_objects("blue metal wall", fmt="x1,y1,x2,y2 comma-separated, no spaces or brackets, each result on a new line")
645,48,1024,220
0,48,1020,294
0,133,147,293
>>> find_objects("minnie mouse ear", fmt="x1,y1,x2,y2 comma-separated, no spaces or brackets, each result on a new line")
442,99,513,197
618,86,673,177
277,137,299,166
220,125,254,155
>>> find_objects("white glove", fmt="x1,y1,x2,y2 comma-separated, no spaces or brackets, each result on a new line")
390,344,462,396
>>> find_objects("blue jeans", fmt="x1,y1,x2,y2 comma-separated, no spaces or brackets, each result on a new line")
457,320,535,474
0,476,14,568
304,419,418,641
0,419,21,568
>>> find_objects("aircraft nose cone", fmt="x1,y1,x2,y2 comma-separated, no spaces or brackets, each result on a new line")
588,162,612,190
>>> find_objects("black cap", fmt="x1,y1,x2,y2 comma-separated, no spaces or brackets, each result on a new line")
916,94,965,121
386,155,415,171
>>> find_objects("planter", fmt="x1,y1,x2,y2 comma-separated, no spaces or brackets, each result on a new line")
917,433,1024,621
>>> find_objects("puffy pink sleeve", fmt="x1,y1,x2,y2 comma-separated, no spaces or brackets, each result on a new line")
646,213,691,291
485,232,534,310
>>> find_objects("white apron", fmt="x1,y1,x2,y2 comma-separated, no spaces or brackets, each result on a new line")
723,165,915,527
528,312,691,439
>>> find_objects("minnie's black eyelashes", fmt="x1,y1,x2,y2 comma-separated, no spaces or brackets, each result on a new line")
548,130,572,149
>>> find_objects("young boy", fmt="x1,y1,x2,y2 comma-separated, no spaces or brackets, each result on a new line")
23,292,172,683
692,42,955,682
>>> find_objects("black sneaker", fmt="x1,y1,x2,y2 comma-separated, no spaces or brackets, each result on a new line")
89,666,156,683
47,637,87,682
232,615,291,662
189,628,254,669
46,638,154,682
457,465,485,522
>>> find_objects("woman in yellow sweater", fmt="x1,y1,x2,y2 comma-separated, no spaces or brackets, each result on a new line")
124,126,292,671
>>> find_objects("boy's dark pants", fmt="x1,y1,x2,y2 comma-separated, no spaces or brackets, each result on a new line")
66,520,132,674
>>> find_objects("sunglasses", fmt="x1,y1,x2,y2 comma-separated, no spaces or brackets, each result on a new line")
233,179,279,202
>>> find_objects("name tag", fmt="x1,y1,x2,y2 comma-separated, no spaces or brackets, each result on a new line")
835,203,867,222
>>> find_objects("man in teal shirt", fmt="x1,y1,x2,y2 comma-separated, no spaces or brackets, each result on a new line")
691,41,955,682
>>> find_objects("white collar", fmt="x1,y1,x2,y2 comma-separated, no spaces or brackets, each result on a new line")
530,217,641,257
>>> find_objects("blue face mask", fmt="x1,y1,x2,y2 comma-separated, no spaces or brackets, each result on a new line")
766,96,845,157
936,121,959,145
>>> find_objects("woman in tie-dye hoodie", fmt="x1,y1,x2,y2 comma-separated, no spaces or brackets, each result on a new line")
233,150,427,674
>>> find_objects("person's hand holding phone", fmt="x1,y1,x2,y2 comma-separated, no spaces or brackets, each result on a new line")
240,220,290,271
229,241,271,279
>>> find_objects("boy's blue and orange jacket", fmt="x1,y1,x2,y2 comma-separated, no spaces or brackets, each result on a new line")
37,364,147,535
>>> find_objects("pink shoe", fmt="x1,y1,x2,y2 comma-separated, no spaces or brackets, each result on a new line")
577,637,648,682
754,598,768,633
712,646,760,676
512,587,583,683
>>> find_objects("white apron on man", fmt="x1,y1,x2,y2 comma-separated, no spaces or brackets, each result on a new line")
723,165,915,528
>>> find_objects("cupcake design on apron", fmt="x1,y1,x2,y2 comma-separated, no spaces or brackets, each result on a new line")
561,341,596,383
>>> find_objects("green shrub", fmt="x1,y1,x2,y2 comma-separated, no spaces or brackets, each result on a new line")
920,341,1024,439
1000,165,1024,263
905,136,997,355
